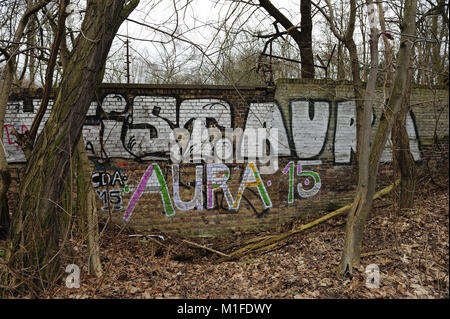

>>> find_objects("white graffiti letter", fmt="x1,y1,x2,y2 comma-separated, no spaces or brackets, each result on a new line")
291,100,330,159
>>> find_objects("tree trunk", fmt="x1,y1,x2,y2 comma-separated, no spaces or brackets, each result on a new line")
18,0,69,159
336,0,364,169
321,0,362,167
0,0,52,242
299,0,315,78
337,42,345,80
259,0,315,78
75,139,103,277
377,1,393,87
0,146,10,239
0,49,15,242
431,15,445,85
3,0,138,293
26,2,39,88
392,63,416,210
346,38,365,169
378,0,416,209
337,0,417,277
338,1,379,275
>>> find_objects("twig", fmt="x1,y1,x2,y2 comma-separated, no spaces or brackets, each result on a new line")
181,239,230,258
361,244,420,257
128,234,173,251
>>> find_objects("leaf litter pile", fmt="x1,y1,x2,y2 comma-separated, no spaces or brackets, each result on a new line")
2,175,449,299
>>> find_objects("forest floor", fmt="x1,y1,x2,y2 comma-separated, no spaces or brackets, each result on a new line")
1,174,449,299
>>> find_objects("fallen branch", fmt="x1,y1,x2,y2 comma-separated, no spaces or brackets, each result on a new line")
182,239,231,258
218,180,400,262
361,244,420,257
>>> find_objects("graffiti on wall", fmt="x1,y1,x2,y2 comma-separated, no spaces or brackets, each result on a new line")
282,161,321,204
334,100,421,163
91,162,130,211
3,94,422,164
3,92,423,218
122,162,276,221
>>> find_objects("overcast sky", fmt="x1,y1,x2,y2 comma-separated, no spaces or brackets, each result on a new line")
100,0,333,82
65,0,396,83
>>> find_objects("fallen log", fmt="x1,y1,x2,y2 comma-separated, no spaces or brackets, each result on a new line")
218,180,400,262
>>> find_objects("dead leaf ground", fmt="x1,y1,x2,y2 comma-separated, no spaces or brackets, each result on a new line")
1,175,448,299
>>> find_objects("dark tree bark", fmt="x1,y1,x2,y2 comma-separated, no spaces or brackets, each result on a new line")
299,0,315,78
3,0,139,294
259,0,315,78
346,39,365,168
0,158,10,239
377,1,416,210
392,63,416,210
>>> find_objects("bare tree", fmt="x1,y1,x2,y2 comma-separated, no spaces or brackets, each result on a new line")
314,0,366,169
0,0,52,239
3,0,139,294
392,57,416,210
337,0,418,277
259,0,315,78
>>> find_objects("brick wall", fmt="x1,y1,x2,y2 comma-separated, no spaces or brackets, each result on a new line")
4,81,449,237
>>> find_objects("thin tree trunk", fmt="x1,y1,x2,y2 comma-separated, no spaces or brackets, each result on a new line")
337,0,417,277
377,1,393,87
0,52,15,239
338,0,380,276
346,39,365,169
259,0,315,78
0,145,10,239
359,8,368,83
379,0,416,209
0,0,51,241
323,0,364,168
337,42,345,80
16,0,69,159
431,15,445,85
75,139,103,277
392,62,416,210
27,1,38,88
299,0,315,78
3,0,138,293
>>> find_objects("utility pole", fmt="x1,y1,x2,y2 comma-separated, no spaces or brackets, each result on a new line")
125,39,131,84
